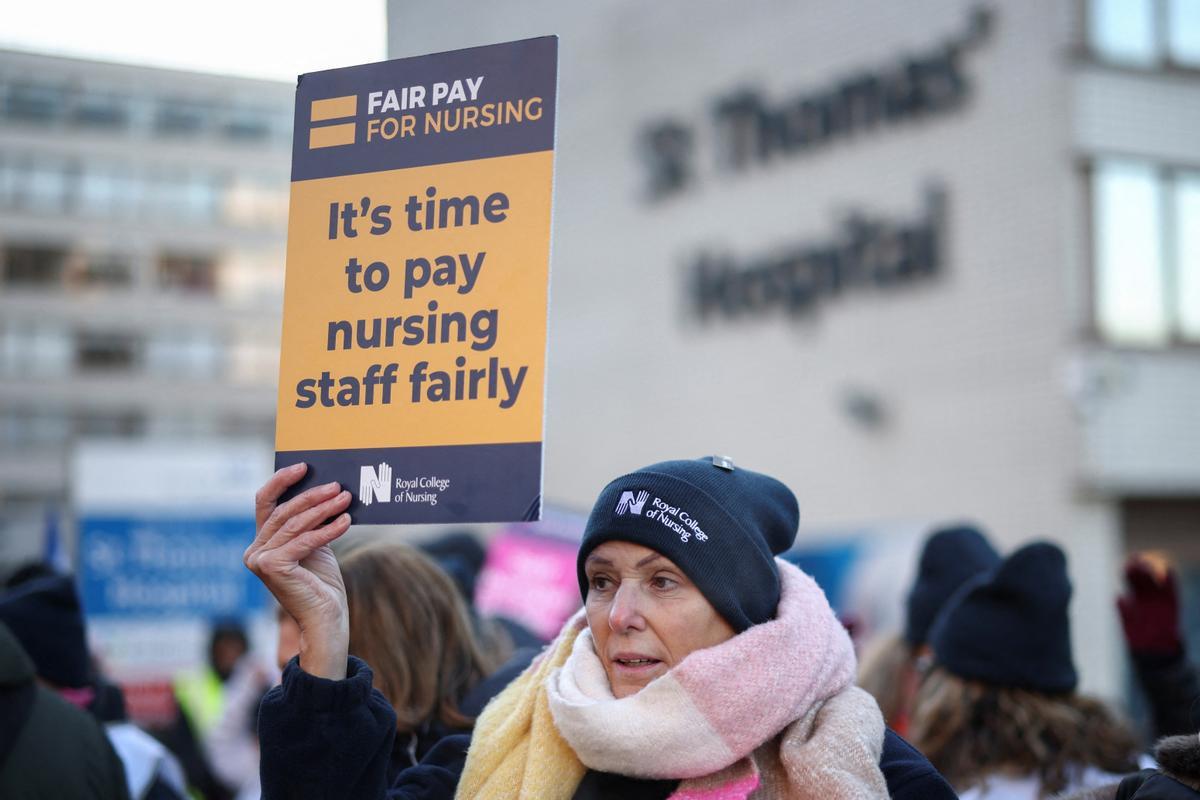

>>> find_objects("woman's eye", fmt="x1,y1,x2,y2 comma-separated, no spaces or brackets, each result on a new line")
651,576,677,591
590,575,612,591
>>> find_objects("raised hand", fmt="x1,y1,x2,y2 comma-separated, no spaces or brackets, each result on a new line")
245,463,354,679
1117,553,1182,657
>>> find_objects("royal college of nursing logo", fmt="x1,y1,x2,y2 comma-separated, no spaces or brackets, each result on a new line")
614,490,650,516
359,462,393,505
614,490,709,543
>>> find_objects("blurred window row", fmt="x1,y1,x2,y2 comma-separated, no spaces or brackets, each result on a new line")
0,408,275,448
1087,0,1200,68
0,153,287,228
0,321,279,382
1091,158,1200,346
0,243,286,308
0,79,291,143
0,325,220,378
0,246,217,293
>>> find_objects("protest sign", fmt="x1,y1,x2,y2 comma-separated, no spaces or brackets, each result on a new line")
275,37,557,524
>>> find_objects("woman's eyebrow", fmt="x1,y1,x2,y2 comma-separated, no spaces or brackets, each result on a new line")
585,554,670,569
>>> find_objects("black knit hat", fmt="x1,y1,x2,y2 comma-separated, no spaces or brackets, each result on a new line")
929,541,1078,693
421,530,487,603
577,456,799,632
0,573,90,689
905,524,1000,646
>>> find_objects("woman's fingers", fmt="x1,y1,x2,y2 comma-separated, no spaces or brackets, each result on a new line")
245,487,350,573
248,512,346,584
252,480,343,550
246,465,352,666
254,463,307,529
275,513,352,564
262,490,352,552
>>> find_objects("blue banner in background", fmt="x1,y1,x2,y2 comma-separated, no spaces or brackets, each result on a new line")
781,540,861,613
78,516,267,618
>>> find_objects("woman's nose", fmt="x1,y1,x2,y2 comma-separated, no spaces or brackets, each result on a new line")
608,581,646,632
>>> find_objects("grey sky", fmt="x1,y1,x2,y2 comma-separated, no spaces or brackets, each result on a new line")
1,0,387,82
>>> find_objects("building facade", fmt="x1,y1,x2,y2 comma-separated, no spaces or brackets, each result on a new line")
388,1,1200,697
0,50,293,562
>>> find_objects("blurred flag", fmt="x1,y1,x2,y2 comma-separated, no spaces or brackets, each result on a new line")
42,508,71,573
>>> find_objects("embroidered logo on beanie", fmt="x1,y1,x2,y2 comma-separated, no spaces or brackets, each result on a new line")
615,490,710,543
615,490,650,516
646,496,709,543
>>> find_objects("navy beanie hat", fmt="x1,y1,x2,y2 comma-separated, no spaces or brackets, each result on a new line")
905,524,1000,646
421,530,487,603
577,456,799,632
929,541,1078,693
0,573,91,689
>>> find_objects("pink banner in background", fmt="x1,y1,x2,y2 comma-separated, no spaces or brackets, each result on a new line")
476,513,583,640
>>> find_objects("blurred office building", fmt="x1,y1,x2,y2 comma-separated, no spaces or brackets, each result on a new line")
0,49,292,562
390,1,1200,697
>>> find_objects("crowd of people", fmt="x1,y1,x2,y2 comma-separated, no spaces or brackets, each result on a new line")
2,454,1199,799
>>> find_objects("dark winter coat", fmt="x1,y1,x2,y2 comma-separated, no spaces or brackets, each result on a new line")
259,651,954,800
259,648,535,800
1132,650,1200,740
1062,733,1200,799
0,621,131,800
569,728,957,800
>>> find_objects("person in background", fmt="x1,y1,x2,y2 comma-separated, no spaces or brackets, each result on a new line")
858,524,1000,736
1063,732,1200,799
207,654,276,800
92,673,190,800
1117,553,1200,742
155,618,250,800
910,542,1139,799
336,540,501,770
420,530,544,655
1058,554,1200,799
174,618,249,740
0,569,186,800
0,620,131,799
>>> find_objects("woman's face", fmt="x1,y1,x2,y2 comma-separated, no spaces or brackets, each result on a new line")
583,540,735,699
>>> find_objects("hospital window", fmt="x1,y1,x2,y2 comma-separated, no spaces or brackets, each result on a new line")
75,331,140,373
1087,0,1200,68
1091,159,1200,345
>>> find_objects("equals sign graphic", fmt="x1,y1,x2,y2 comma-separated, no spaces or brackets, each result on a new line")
308,95,357,149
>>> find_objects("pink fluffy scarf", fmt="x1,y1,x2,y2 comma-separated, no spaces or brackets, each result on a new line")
457,559,888,799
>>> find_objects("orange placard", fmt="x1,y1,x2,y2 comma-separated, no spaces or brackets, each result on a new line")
276,37,557,524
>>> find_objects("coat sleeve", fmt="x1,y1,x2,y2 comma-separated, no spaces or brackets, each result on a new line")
387,735,470,800
1131,651,1200,740
878,728,958,800
259,655,397,800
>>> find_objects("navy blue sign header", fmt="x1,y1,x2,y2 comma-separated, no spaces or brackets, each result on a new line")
292,36,558,182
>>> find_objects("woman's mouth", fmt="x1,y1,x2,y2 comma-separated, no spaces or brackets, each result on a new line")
612,654,662,672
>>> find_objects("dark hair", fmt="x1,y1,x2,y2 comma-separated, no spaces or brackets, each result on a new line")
856,632,918,728
910,667,1138,797
341,541,495,733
